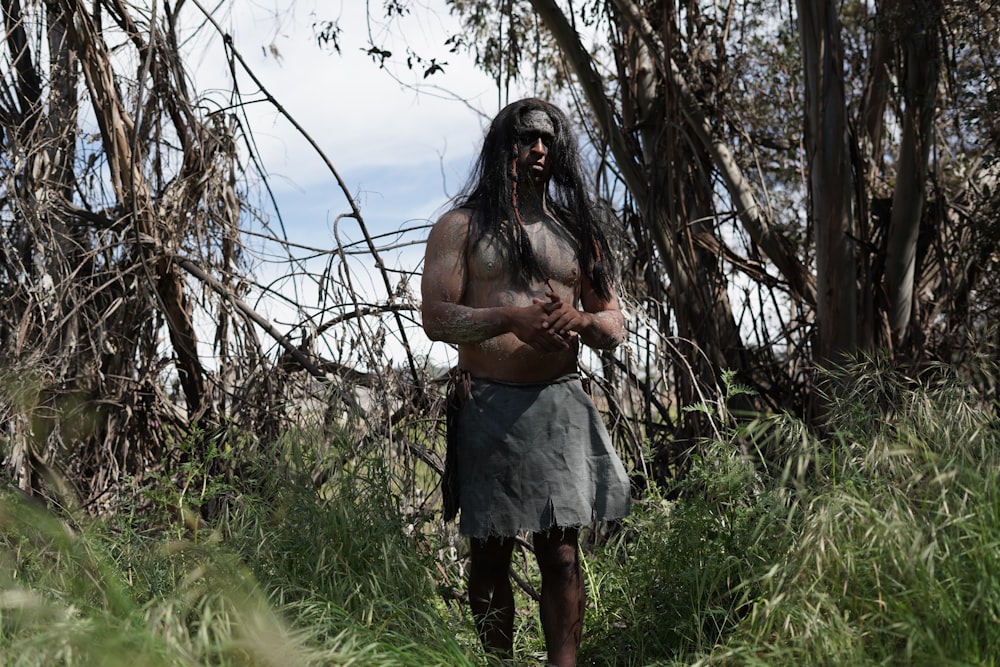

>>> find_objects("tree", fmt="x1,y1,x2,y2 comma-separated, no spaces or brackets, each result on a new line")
4,0,997,511
395,0,1000,438
0,1,428,510
798,0,857,365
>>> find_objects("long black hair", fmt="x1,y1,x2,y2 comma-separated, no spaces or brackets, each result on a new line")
452,98,616,301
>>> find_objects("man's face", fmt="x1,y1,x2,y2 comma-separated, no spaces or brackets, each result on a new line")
515,109,556,184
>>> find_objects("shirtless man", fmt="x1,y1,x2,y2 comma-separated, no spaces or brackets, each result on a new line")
421,98,631,667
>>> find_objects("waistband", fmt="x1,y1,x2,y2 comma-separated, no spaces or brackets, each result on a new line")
459,371,581,389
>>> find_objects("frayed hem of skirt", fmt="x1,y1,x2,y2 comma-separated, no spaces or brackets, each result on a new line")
457,504,629,539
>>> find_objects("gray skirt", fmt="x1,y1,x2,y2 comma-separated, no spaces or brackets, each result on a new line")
450,373,630,538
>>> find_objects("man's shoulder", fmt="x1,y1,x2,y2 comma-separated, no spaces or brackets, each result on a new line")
427,208,476,254
439,206,473,221
433,207,479,234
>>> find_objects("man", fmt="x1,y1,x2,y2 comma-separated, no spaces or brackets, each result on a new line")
421,98,630,667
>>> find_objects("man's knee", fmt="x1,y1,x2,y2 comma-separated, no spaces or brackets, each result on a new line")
533,530,580,579
470,536,515,578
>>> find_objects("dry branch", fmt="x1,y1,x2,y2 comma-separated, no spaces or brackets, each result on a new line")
0,0,430,509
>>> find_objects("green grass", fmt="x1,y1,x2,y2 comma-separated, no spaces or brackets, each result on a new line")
580,358,1000,665
0,427,478,666
4,358,1000,665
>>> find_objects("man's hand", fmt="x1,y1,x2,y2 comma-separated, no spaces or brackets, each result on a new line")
544,288,625,351
539,291,587,338
507,297,575,352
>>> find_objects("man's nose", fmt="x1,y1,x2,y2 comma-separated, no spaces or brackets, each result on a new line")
530,137,547,153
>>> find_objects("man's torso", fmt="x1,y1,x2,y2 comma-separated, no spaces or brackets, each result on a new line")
458,210,582,383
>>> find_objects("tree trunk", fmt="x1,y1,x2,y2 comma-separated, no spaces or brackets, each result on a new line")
530,0,750,380
884,0,941,348
798,0,858,365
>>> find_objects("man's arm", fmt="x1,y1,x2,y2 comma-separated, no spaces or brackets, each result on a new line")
420,210,570,351
421,210,505,344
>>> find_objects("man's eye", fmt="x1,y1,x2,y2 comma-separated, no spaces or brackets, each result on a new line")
519,133,552,145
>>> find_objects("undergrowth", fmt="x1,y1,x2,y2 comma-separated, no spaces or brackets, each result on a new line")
3,358,1000,665
0,419,476,666
582,358,1000,665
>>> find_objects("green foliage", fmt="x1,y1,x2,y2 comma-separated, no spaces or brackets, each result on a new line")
580,358,1000,665
6,359,1000,666
580,423,790,665
0,421,476,666
0,494,175,666
708,360,1000,666
137,423,241,538
683,368,757,423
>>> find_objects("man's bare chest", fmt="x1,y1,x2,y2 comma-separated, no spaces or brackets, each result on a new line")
468,220,581,287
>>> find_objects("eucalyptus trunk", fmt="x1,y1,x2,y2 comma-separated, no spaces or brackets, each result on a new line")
530,0,754,388
798,0,858,364
884,0,941,348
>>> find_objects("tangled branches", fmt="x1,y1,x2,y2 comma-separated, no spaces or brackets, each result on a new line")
0,1,427,512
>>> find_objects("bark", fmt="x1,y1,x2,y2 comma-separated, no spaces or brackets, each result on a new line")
612,0,815,304
860,0,895,177
0,0,440,510
42,2,82,376
884,0,941,347
2,0,42,136
529,0,747,387
798,0,858,364
526,0,645,200
856,2,896,351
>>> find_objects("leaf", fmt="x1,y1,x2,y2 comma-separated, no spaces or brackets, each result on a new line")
365,45,393,68
313,20,342,54
423,59,447,78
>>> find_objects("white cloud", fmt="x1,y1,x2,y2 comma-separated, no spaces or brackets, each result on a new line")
189,0,502,196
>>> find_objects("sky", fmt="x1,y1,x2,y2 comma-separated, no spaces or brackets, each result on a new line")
181,0,533,368
196,0,509,240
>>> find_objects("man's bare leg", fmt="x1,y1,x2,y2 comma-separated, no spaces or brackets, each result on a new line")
468,536,517,660
533,528,584,667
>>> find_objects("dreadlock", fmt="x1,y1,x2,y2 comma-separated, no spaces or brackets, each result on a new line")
451,98,616,301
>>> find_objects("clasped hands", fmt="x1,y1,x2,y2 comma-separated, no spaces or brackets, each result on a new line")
512,291,588,352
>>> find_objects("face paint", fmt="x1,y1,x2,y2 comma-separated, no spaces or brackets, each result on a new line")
514,110,556,183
